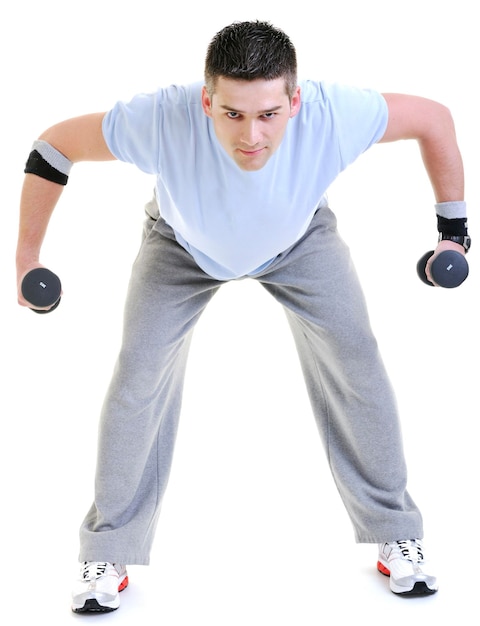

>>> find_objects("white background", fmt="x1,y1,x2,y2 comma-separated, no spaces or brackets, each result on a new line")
1,1,478,623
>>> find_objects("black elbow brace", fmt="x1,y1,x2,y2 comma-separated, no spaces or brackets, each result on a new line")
24,140,72,185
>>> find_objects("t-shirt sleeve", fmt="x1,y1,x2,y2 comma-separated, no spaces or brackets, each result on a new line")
102,92,161,174
321,82,388,167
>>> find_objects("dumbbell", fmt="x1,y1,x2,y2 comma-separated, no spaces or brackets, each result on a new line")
21,267,62,313
417,249,469,288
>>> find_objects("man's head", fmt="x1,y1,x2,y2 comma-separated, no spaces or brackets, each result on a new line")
202,21,301,171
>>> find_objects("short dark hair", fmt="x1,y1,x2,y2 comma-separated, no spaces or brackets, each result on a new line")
204,21,298,99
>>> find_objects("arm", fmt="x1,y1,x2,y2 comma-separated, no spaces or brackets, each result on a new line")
380,93,464,202
16,112,115,308
380,93,467,283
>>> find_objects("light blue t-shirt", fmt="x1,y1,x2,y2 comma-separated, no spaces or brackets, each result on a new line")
103,80,388,279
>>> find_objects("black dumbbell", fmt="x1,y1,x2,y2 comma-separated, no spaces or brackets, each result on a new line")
21,268,62,313
417,249,469,288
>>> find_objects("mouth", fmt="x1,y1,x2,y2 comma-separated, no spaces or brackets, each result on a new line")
237,147,266,157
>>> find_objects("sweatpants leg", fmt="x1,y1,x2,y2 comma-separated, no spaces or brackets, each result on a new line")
79,215,222,564
256,207,423,543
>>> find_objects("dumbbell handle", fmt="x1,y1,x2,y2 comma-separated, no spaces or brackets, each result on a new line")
417,249,469,288
21,267,62,313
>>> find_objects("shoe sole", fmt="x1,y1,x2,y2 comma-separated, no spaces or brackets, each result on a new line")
394,581,438,596
72,574,129,613
377,561,438,595
73,598,118,613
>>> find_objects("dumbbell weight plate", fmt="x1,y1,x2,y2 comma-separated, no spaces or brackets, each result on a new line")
21,268,62,313
417,249,468,288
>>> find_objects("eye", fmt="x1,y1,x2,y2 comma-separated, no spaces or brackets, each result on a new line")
262,112,276,119
226,111,240,119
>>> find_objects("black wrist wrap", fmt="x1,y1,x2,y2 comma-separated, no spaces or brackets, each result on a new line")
437,215,468,237
24,150,69,185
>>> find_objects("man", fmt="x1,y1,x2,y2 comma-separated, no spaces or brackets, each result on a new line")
16,20,468,613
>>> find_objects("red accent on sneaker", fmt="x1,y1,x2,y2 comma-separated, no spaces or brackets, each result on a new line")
118,576,129,592
377,561,391,577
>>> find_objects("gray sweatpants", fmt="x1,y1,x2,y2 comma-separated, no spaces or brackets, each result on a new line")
79,202,423,564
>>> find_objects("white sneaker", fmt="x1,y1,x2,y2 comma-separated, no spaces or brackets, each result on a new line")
72,561,129,613
377,539,438,595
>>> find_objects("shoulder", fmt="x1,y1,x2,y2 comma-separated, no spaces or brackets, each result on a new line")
102,81,206,172
153,81,204,107
292,80,388,163
106,81,204,118
299,79,384,110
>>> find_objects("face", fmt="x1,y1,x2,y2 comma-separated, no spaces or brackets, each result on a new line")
201,77,301,171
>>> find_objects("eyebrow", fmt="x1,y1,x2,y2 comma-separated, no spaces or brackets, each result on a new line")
219,104,284,114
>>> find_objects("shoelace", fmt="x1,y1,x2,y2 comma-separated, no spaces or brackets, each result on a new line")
396,539,424,563
81,561,109,581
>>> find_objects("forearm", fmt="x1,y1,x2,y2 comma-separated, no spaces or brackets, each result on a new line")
418,121,464,203
16,174,65,271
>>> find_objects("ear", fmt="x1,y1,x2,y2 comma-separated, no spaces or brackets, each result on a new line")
201,86,213,118
289,86,301,118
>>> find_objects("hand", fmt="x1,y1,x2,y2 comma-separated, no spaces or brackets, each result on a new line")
17,261,42,308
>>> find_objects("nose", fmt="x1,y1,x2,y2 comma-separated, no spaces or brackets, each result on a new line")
239,120,261,147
